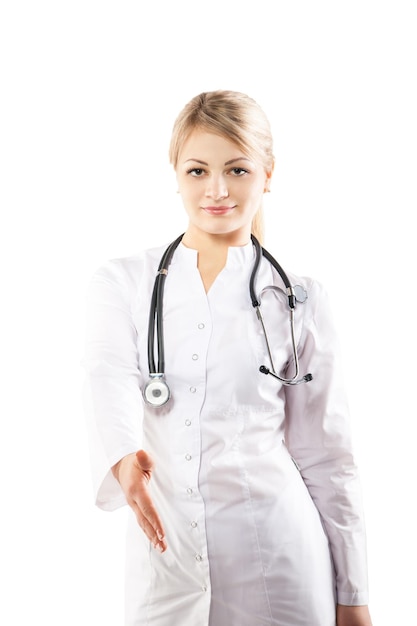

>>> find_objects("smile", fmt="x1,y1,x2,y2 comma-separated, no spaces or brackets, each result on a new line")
202,205,235,215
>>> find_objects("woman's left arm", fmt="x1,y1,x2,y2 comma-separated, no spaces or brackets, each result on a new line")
337,604,373,626
284,279,370,609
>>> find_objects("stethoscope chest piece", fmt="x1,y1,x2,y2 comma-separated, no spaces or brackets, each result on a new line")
143,375,171,407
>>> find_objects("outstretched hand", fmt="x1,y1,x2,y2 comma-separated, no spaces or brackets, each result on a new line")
112,450,167,553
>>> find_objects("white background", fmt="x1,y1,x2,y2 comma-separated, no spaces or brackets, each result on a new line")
1,1,416,624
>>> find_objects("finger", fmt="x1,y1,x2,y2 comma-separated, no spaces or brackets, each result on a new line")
138,496,166,543
130,500,167,552
135,449,154,472
132,450,167,549
129,477,166,543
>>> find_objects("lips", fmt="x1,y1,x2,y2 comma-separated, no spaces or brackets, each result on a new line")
202,205,235,215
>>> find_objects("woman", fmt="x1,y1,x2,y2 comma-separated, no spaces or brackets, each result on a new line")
83,90,373,625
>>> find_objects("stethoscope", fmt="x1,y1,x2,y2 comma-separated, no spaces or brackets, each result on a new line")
143,234,313,407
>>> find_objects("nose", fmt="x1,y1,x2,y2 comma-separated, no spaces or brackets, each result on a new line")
205,174,229,201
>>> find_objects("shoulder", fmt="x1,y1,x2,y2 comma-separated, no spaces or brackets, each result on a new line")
85,244,171,311
89,243,169,289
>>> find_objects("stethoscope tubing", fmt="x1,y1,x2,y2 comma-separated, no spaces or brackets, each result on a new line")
250,235,297,310
147,233,184,374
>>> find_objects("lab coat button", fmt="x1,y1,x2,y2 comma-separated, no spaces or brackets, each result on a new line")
185,419,191,426
192,354,199,360
185,454,192,461
198,323,205,329
201,585,207,592
189,387,196,393
190,521,197,528
186,488,193,494
195,554,203,562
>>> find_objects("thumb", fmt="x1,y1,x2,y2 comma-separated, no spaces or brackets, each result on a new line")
136,449,154,472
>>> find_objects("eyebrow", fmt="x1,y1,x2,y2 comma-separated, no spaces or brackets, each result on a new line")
184,157,252,166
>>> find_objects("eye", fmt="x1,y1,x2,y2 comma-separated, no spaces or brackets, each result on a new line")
186,167,205,177
230,167,249,176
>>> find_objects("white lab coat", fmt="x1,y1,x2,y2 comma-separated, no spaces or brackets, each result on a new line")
83,241,369,626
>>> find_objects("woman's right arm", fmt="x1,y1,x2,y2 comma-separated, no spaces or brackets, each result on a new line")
83,258,167,550
83,259,151,503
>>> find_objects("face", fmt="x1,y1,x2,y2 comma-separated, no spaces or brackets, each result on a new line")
176,130,272,244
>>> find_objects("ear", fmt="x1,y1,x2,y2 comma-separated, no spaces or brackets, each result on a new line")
264,160,275,193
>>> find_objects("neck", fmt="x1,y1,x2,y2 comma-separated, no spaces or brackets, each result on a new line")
181,227,251,254
181,228,251,293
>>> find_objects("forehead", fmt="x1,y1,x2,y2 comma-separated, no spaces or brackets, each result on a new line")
178,129,248,161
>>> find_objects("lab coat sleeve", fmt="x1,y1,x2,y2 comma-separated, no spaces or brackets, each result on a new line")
284,280,369,606
82,259,144,511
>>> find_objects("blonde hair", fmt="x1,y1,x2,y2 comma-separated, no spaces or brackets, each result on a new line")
169,90,274,244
